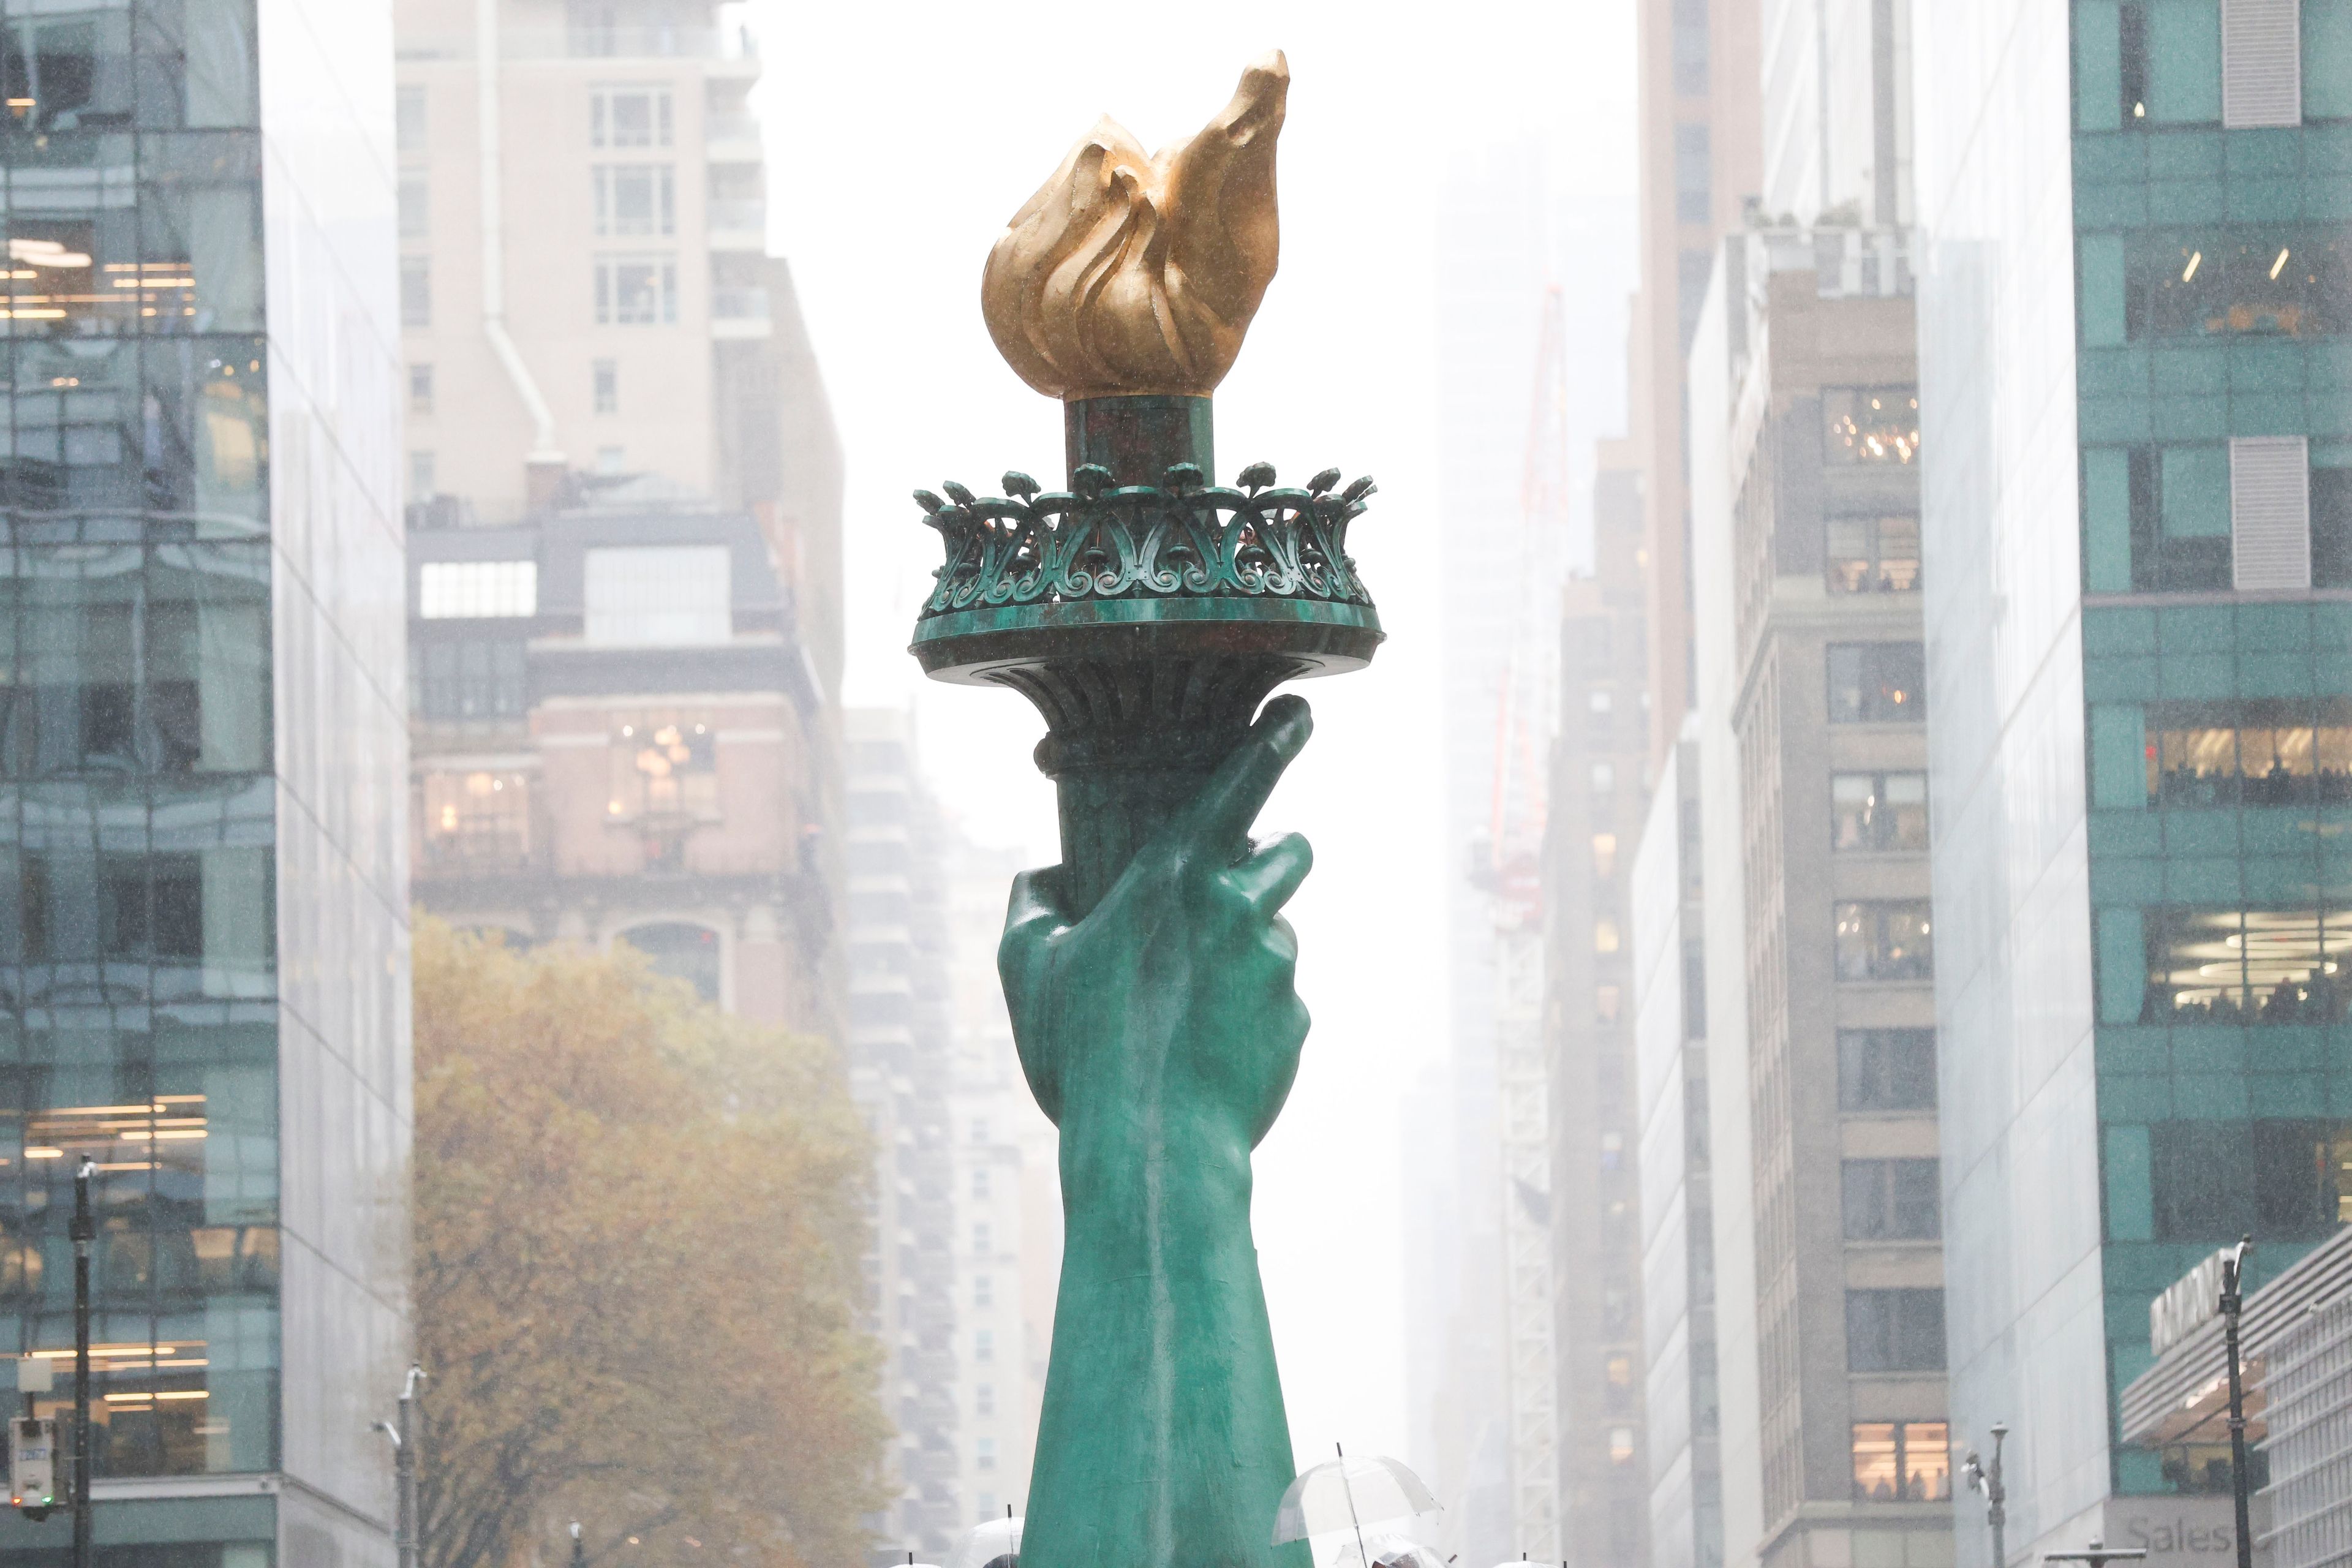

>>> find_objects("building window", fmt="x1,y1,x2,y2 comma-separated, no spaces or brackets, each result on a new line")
977,1493,998,1523
972,1167,991,1200
2138,905,2351,1025
2117,230,2348,340
1595,918,1621,955
1671,0,1708,94
595,445,627,475
1822,388,1921,464
971,1118,989,1144
2128,701,2352,809
1852,1422,1950,1502
412,638,527,723
1826,643,1926,723
1831,772,1929,851
1589,689,1613,719
1608,1427,1635,1464
396,83,428,153
420,771,532,872
407,450,435,502
398,172,429,240
1593,832,1618,879
973,1223,990,1253
974,1274,993,1308
418,560,538,619
608,714,717,824
409,363,434,415
1673,122,1711,223
974,1383,994,1417
593,358,619,413
583,545,730,646
1834,901,1934,982
1842,1159,1942,1240
594,256,677,325
592,164,676,238
1826,514,1921,593
1596,986,1621,1024
1846,1291,1946,1371
976,1435,997,1470
2144,1120,2352,1241
1838,1030,1937,1111
590,85,673,148
974,1329,994,1363
617,922,720,1005
401,257,431,328
1592,761,1615,794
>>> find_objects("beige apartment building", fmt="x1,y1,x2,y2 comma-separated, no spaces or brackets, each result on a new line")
393,0,845,1031
1689,225,1950,1568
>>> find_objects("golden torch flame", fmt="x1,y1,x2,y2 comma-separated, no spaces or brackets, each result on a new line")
981,51,1288,401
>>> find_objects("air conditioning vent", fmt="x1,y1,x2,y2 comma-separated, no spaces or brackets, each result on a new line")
2231,436,2312,592
2223,0,2303,127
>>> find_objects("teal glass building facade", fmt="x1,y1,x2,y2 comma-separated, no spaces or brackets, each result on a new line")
0,1,406,1562
1919,1,2351,1564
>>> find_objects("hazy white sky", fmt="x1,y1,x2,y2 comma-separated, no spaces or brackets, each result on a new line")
752,0,1638,1471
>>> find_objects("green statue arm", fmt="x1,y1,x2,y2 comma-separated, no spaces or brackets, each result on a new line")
998,696,1319,1568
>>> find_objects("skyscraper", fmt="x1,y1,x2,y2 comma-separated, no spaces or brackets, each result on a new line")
0,1,409,1562
1917,2,2352,1564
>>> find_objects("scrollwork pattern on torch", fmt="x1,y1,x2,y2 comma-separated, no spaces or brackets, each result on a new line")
912,463,1376,620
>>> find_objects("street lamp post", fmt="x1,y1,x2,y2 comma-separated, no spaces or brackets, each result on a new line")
570,1520,585,1568
2219,1235,2255,1568
1962,1422,2008,1568
69,1155,93,1568
375,1365,426,1568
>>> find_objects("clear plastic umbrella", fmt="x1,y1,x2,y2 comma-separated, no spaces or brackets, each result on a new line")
946,1514,1022,1568
1273,1447,1442,1566
1320,1528,1448,1568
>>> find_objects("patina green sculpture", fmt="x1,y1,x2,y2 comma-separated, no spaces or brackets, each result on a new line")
909,52,1382,1568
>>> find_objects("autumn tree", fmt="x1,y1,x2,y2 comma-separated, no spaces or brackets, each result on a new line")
410,919,888,1568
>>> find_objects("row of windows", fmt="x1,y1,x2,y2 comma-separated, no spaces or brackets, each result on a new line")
2095,700,2352,810
2081,229,2351,345
2081,0,2352,130
2,542,270,780
402,256,679,330
403,164,680,243
2126,903,2349,1025
2084,441,2351,595
2108,1118,2352,1242
399,82,679,157
0,337,264,522
412,360,625,421
0,2,261,136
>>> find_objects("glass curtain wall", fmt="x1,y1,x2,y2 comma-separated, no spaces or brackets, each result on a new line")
0,0,281,1491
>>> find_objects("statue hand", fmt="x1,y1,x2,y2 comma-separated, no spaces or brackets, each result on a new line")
1000,696,1314,1155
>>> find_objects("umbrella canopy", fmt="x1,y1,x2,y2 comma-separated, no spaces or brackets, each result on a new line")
1273,1453,1441,1544
946,1516,1022,1568
1321,1528,1447,1568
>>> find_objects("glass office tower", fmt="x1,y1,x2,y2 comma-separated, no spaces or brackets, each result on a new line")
1918,2,2350,1565
0,2,406,1563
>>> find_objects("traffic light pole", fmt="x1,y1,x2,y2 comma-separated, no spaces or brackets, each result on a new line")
70,1156,93,1568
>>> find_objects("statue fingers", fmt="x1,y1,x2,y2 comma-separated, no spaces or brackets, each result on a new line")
1175,695,1313,859
1227,831,1313,916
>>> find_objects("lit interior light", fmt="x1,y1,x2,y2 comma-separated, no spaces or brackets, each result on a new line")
2182,251,2202,282
2133,101,2146,117
8,238,90,268
2271,247,2290,279
24,1149,61,1160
